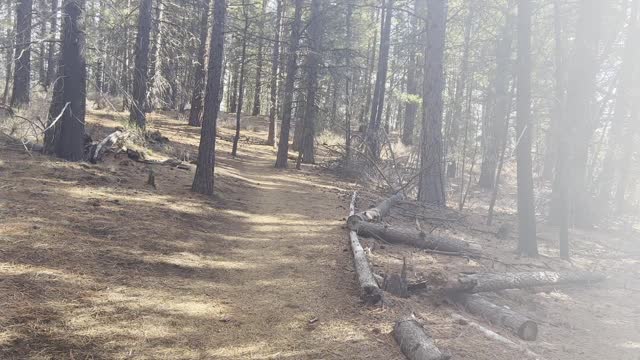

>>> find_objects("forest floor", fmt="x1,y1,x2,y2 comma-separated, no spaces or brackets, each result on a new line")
1,110,639,359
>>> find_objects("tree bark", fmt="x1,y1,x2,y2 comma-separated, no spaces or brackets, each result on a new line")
418,0,447,206
479,4,514,189
44,0,59,89
37,0,47,86
297,0,321,165
266,0,282,146
553,0,603,227
188,0,211,127
232,0,249,157
515,0,537,256
251,0,266,116
401,0,419,146
274,0,303,169
2,0,14,103
354,222,479,254
344,0,353,163
11,0,32,107
192,0,226,195
451,293,538,341
393,318,449,360
43,0,86,162
446,271,605,294
365,0,393,160
128,0,153,129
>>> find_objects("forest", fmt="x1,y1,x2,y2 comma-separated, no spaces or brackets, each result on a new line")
0,0,639,359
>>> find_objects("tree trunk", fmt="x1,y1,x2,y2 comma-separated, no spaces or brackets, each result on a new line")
187,0,211,126
232,0,249,157
446,271,605,294
11,0,32,107
354,222,479,254
402,0,418,146
43,0,86,162
251,0,266,116
274,0,303,169
479,4,514,189
191,0,226,195
266,0,282,146
2,0,14,103
128,0,153,129
297,0,321,165
418,0,447,206
444,4,474,159
393,319,449,360
365,0,393,160
44,0,58,89
451,293,538,341
515,0,537,256
596,0,638,212
37,0,47,86
554,0,603,227
344,0,353,163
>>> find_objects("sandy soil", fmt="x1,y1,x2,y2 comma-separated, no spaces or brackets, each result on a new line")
1,110,639,359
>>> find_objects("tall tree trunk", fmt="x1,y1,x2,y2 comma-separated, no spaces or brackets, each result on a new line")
146,0,162,111
298,0,321,165
555,0,602,227
129,0,153,129
228,59,239,113
444,4,474,158
402,0,419,146
251,0,266,116
232,0,249,157
188,0,211,127
43,0,86,162
192,0,226,195
515,0,537,256
266,0,282,146
44,0,58,89
359,6,379,127
417,0,447,206
11,0,32,107
2,0,14,103
344,0,353,163
274,0,303,169
37,0,46,86
366,0,393,160
479,3,514,189
596,0,637,211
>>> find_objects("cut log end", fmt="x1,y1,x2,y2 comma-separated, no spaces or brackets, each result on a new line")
347,214,365,230
518,320,538,342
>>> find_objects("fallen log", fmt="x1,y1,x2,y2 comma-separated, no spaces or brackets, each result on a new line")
91,130,130,163
451,313,543,360
348,192,383,305
447,271,606,294
354,221,481,253
347,192,404,229
451,293,538,341
393,318,450,360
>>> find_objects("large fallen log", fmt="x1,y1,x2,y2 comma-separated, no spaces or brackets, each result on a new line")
451,293,538,341
393,318,450,360
446,271,606,294
451,313,544,360
347,192,404,229
348,192,383,305
354,221,480,253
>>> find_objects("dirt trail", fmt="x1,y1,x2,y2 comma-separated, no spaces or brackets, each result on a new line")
0,112,402,359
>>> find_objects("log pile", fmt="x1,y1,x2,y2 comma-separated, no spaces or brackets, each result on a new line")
344,192,606,360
